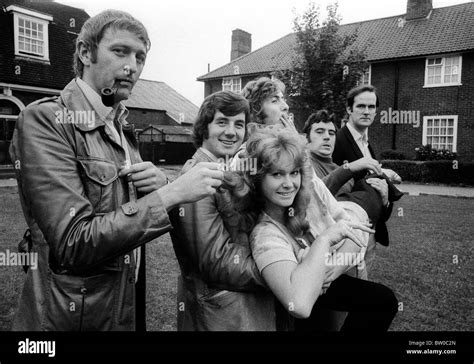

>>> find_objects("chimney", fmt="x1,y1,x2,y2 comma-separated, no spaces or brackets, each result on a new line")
406,0,433,20
231,29,251,61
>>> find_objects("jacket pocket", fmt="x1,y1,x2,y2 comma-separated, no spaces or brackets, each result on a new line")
198,288,237,309
44,268,120,331
77,157,118,213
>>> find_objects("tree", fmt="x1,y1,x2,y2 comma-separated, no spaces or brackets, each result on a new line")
276,2,368,127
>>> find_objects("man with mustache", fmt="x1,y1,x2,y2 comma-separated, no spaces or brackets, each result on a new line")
10,10,223,331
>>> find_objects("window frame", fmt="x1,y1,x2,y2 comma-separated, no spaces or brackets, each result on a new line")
423,55,462,88
8,6,52,61
422,115,458,152
222,77,242,93
358,64,371,86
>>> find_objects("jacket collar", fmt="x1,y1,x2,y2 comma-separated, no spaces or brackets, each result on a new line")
342,124,364,160
193,147,218,163
59,79,130,133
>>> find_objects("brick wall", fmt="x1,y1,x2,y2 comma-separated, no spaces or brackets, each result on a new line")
370,51,474,162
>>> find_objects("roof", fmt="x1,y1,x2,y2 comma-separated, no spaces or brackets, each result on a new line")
139,125,193,136
197,2,474,81
124,79,199,125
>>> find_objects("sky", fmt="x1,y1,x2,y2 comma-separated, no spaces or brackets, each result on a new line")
59,0,470,106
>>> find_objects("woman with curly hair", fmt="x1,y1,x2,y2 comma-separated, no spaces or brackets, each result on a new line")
230,126,398,331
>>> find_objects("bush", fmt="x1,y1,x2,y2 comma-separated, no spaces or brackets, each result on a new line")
415,144,457,161
380,160,474,185
380,150,406,160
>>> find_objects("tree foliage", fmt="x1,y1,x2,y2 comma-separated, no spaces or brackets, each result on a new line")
276,2,368,125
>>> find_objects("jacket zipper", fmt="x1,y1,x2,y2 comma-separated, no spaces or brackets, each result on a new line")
79,287,87,331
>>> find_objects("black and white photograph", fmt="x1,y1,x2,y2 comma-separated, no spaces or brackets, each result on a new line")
0,0,472,360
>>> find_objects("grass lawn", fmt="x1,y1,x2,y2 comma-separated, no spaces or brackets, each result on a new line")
1,173,473,331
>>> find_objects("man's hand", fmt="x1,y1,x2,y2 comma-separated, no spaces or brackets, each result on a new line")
280,113,298,133
119,162,167,194
347,157,383,175
367,178,389,206
382,168,402,184
157,162,224,210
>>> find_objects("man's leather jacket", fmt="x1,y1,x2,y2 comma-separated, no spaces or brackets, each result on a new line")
9,79,172,331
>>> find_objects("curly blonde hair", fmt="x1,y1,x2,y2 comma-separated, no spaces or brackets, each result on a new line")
227,126,312,238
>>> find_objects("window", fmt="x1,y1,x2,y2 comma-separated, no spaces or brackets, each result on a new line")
357,65,371,86
7,6,52,61
422,116,458,152
222,77,242,93
424,55,462,87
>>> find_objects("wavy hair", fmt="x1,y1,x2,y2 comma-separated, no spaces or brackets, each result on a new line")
227,126,312,238
241,77,285,124
302,109,338,142
192,90,250,147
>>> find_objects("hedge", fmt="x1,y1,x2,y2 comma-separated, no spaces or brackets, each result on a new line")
380,160,474,186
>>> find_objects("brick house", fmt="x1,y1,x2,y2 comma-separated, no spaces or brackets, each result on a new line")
197,0,474,162
0,0,89,167
0,0,197,171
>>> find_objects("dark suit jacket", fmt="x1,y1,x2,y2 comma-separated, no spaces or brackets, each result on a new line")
333,124,376,165
333,125,393,246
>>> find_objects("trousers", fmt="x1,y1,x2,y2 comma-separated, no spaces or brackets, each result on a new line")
295,274,398,332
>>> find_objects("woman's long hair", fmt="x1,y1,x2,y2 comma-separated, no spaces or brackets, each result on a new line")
227,126,312,238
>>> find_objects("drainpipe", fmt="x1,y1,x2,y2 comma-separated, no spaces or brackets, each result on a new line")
392,61,400,150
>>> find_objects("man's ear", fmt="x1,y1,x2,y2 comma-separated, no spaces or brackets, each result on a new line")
346,105,352,115
77,41,92,68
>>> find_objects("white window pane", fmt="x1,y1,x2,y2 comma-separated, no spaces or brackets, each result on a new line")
19,27,24,35
19,42,24,51
433,120,439,127
38,46,43,54
19,18,24,26
38,24,43,32
427,127,432,135
38,31,43,39
427,137,432,145
32,22,37,30
434,76,441,84
435,67,441,76
25,20,30,28
451,74,458,83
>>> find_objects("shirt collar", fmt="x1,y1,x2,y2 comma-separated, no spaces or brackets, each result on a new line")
199,147,219,162
76,78,128,123
347,121,368,143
